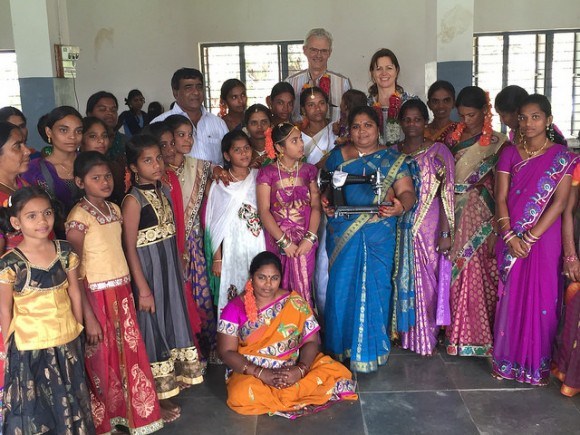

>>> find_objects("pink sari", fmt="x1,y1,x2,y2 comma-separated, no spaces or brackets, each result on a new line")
401,142,455,355
493,144,578,384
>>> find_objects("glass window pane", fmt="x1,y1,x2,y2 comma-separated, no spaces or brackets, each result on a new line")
474,36,504,131
244,44,279,108
507,34,538,94
203,46,240,114
0,51,21,108
551,33,575,136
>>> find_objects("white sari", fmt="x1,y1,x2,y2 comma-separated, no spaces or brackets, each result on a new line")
205,169,265,318
302,124,336,165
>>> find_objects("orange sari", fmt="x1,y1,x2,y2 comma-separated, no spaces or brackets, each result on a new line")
219,291,357,418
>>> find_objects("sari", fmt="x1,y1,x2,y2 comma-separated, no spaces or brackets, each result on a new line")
173,157,216,361
257,163,319,307
493,144,578,385
553,283,580,396
324,147,418,372
446,131,506,356
218,291,357,418
424,122,457,143
401,142,455,355
301,124,336,165
204,169,266,318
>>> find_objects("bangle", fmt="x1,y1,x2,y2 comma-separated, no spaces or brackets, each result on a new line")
522,231,538,246
564,255,579,263
526,230,540,241
213,259,222,263
256,367,265,379
504,234,517,245
303,230,318,244
296,365,306,378
502,230,515,242
139,293,153,299
297,362,309,376
440,231,450,239
497,216,510,223
242,362,249,375
276,233,292,249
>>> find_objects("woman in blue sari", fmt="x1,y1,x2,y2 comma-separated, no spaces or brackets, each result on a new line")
322,105,418,372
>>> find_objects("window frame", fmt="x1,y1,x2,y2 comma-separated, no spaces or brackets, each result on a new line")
200,40,305,112
473,29,580,137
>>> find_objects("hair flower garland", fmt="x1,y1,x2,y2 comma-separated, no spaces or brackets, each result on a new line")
264,127,276,159
302,73,331,98
479,91,493,146
243,280,258,322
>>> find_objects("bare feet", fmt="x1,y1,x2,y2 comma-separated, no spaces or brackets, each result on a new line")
160,399,181,423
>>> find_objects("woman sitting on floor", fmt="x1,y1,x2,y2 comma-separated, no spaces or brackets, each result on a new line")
217,251,357,418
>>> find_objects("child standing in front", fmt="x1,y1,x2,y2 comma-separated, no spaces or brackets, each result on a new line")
256,122,321,307
122,135,203,422
66,151,163,433
0,186,94,434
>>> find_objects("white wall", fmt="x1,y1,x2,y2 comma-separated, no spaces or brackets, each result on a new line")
65,0,431,111
474,0,580,33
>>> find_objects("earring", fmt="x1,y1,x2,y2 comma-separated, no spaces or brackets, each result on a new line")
47,136,51,144
546,123,555,141
135,173,140,184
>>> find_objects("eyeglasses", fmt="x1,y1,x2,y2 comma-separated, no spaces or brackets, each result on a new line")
308,47,330,56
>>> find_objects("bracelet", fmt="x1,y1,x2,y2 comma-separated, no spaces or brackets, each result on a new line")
497,216,510,223
296,365,306,378
502,230,515,243
213,259,222,263
564,255,579,263
504,234,517,245
303,230,318,244
440,231,450,239
522,231,538,246
277,233,292,249
256,367,265,379
139,293,153,298
297,362,309,376
242,362,249,375
499,222,511,231
526,230,540,241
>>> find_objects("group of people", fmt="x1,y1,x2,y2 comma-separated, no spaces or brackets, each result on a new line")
0,26,578,435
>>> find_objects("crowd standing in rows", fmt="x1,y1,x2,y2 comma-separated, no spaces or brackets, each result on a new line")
0,26,578,434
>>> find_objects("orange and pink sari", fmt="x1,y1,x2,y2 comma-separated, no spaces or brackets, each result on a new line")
218,291,357,418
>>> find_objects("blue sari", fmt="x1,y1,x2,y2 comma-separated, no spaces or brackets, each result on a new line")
324,147,418,372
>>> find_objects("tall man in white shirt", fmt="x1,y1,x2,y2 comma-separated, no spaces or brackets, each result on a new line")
285,28,351,123
151,68,228,165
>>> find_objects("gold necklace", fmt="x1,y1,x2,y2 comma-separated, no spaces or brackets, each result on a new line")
522,137,549,158
228,168,250,182
277,160,299,190
0,180,17,192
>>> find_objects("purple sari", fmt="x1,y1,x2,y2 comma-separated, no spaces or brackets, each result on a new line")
401,143,455,355
493,144,578,385
257,163,318,307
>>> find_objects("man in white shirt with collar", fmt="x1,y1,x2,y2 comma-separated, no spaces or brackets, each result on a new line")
151,68,228,165
285,28,351,124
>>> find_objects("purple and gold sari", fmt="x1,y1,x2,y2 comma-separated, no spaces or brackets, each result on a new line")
401,142,455,355
493,144,579,385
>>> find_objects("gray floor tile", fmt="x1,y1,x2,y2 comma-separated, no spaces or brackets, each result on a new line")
157,394,257,435
360,391,478,435
356,353,454,392
178,364,228,399
255,399,364,435
461,389,580,434
444,357,532,390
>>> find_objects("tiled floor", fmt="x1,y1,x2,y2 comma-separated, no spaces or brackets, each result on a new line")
159,346,580,435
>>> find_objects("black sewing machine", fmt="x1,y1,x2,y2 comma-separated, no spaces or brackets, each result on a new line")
317,169,388,217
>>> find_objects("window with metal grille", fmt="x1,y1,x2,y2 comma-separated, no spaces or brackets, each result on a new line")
0,50,21,108
200,41,307,114
474,30,580,138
